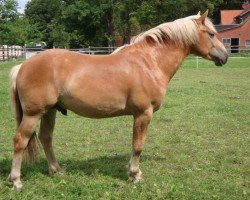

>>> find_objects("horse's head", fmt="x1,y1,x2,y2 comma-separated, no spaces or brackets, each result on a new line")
192,11,228,66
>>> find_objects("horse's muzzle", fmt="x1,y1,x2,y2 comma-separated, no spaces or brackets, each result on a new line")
214,55,228,66
211,49,228,66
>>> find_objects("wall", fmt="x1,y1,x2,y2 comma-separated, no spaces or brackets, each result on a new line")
217,19,250,48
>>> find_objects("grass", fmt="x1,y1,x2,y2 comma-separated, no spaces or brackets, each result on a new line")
0,57,249,199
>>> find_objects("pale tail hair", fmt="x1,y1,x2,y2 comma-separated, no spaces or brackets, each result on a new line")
10,64,22,125
10,64,38,165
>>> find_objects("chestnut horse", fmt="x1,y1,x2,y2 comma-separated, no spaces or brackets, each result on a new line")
8,11,228,190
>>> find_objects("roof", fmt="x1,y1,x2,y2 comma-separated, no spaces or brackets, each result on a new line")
216,4,250,32
215,24,240,32
221,10,243,24
216,15,250,32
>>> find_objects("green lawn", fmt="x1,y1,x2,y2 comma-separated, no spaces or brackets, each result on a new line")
0,57,249,199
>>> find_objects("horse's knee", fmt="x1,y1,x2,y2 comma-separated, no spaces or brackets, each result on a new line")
13,132,28,153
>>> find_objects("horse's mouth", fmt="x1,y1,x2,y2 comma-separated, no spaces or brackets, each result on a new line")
212,54,228,66
214,58,224,66
210,50,228,66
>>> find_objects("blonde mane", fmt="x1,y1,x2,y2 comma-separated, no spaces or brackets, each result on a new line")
113,14,216,54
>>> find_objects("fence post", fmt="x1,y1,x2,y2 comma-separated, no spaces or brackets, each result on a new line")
2,46,4,61
23,47,26,59
11,46,13,60
7,46,9,61
14,46,17,59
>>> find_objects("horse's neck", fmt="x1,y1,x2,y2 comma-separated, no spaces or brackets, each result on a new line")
155,43,189,80
121,41,189,83
142,42,190,81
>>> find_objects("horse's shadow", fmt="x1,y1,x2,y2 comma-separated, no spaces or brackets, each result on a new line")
61,154,130,180
0,154,166,181
0,154,129,181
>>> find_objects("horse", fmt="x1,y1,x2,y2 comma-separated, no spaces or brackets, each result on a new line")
8,11,228,190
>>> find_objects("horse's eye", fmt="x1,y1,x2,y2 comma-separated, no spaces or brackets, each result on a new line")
208,33,215,38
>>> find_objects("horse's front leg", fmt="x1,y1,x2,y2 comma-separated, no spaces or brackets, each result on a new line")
129,107,152,182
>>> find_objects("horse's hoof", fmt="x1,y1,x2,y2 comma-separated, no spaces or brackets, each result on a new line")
7,175,23,191
13,182,23,192
128,170,144,183
49,167,64,176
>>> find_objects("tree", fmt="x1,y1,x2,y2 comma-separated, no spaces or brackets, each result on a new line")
61,0,116,47
22,0,244,48
112,0,221,45
0,0,28,45
25,0,63,47
47,19,70,48
113,0,142,44
0,0,18,22
24,0,115,48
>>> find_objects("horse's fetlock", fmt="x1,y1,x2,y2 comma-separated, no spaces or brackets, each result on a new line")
8,173,19,182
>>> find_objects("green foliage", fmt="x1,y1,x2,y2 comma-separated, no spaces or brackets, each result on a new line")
0,58,249,199
48,21,70,49
0,0,18,22
24,0,115,48
113,0,227,43
25,0,63,47
23,0,244,47
0,0,245,47
0,0,41,46
0,0,26,45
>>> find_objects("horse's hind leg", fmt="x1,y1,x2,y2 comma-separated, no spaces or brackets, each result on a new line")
9,115,40,190
38,108,61,175
128,108,152,182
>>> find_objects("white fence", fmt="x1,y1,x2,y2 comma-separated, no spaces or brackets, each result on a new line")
24,47,117,60
70,46,117,54
0,46,249,63
187,47,250,68
0,45,25,61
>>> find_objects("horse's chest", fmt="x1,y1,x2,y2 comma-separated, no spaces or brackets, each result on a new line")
150,89,165,111
135,72,166,110
130,82,166,112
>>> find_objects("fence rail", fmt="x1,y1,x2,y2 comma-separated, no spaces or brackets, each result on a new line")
70,46,117,54
0,45,249,63
0,45,25,62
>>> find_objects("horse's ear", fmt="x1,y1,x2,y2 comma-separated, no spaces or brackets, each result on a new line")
197,11,201,15
198,10,208,24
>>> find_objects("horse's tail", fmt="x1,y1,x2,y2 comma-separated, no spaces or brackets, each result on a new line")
10,64,38,165
10,65,23,125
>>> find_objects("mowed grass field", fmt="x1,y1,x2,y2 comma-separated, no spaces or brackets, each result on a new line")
0,57,249,199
